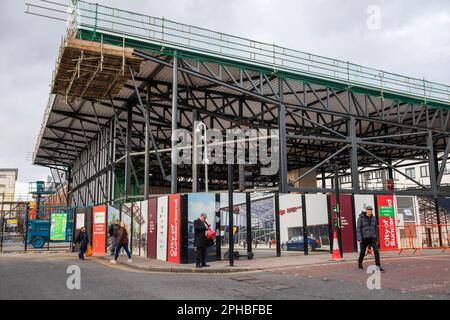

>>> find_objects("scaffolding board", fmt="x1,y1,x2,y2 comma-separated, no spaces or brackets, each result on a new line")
51,37,143,101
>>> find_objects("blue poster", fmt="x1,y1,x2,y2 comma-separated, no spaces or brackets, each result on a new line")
187,193,217,263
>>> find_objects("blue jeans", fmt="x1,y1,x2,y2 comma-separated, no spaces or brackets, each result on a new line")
114,243,131,260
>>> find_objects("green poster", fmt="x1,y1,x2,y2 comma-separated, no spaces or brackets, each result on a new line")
50,213,67,240
379,206,395,217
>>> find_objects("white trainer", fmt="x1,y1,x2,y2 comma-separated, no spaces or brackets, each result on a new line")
127,259,133,263
110,259,117,264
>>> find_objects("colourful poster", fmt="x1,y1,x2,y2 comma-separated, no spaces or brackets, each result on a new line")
377,195,399,250
50,213,67,240
156,196,169,261
330,194,356,253
187,193,217,263
148,198,158,259
107,205,120,225
76,213,85,229
167,194,181,263
138,201,148,257
92,205,107,254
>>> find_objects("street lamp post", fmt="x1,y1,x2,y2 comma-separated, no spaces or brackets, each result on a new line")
195,122,209,192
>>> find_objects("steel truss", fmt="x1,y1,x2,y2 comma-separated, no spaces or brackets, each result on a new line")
34,47,450,211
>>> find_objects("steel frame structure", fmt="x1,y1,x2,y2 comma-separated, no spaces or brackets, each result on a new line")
30,1,450,215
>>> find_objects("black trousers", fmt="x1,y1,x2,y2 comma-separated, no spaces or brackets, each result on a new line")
358,238,381,267
196,246,207,265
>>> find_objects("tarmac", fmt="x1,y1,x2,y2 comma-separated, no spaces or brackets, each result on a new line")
3,247,447,274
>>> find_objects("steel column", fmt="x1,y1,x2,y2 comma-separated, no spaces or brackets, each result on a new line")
278,79,288,193
124,103,133,201
171,54,179,194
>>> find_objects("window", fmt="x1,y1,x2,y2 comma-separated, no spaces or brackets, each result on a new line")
405,168,416,179
445,163,450,174
420,166,429,178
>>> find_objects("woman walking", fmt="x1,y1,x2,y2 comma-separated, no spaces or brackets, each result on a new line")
110,222,132,264
74,227,89,260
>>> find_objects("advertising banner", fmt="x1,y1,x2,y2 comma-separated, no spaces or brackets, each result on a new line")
330,194,356,253
377,195,399,250
138,201,148,257
156,196,169,261
187,193,217,263
167,194,181,263
279,194,302,243
305,194,330,247
121,203,133,245
50,213,67,241
92,205,107,254
107,205,120,225
76,213,85,229
148,197,158,259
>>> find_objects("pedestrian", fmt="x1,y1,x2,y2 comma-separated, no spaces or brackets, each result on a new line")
108,219,121,256
110,222,132,264
74,226,89,260
357,205,385,272
194,213,210,268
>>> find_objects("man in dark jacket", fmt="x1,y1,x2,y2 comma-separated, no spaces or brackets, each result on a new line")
194,213,210,268
108,219,121,255
74,227,89,260
357,206,385,272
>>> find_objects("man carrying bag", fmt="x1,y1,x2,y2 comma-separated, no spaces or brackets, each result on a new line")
194,213,211,268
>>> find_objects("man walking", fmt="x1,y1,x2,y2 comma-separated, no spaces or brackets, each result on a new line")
357,205,385,272
194,213,210,268
108,219,120,256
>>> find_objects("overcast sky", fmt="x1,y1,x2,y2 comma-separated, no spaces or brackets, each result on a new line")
0,0,449,196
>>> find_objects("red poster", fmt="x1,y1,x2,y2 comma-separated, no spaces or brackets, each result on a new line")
92,205,107,254
330,194,356,253
167,194,181,263
147,197,158,259
377,195,398,250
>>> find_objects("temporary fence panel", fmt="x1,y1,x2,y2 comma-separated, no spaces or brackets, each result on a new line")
0,202,28,252
377,195,399,250
138,200,148,257
156,196,168,261
186,193,217,263
279,194,303,244
330,194,356,253
147,197,158,259
92,205,107,254
305,194,330,249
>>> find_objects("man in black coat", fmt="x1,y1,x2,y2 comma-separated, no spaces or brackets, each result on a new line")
194,213,210,268
357,206,385,272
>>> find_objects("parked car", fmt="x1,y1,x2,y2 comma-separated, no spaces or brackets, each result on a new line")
281,236,321,252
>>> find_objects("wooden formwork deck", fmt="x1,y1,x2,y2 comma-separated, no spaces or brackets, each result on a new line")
51,38,143,101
